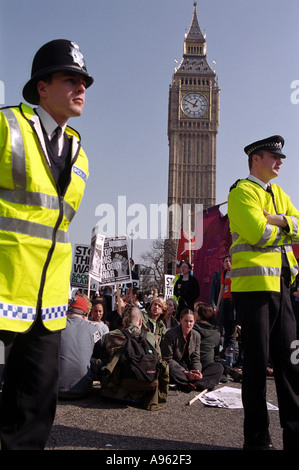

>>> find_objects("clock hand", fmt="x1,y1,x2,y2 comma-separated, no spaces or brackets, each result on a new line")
185,99,199,108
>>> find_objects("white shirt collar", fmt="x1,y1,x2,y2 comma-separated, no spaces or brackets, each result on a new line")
247,174,269,191
35,106,66,137
35,106,67,155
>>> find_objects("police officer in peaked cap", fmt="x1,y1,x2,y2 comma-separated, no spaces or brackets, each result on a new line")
244,135,286,159
228,133,299,450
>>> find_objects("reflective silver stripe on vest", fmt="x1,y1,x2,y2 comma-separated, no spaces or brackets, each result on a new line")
256,224,274,246
0,216,69,243
230,266,281,278
231,264,298,279
0,189,76,223
290,265,299,277
1,108,26,190
231,232,238,243
290,216,299,237
230,243,284,256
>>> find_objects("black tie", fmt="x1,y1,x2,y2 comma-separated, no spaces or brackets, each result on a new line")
266,184,277,213
51,126,62,156
266,186,290,279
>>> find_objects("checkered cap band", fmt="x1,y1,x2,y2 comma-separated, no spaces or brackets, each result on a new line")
246,141,283,155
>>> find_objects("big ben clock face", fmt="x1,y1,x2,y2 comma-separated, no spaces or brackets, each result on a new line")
181,93,208,117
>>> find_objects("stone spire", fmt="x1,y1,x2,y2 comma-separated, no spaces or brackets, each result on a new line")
185,1,205,43
176,1,214,76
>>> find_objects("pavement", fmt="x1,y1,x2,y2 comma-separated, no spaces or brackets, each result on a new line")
45,377,285,454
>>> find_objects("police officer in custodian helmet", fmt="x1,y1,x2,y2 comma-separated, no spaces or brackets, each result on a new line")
0,39,94,450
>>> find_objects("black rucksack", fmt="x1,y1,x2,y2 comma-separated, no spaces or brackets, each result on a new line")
119,329,161,384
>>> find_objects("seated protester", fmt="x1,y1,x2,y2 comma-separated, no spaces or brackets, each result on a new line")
164,298,179,331
58,295,102,399
194,302,242,383
193,302,222,368
161,309,223,393
89,299,109,341
100,302,169,411
142,297,167,344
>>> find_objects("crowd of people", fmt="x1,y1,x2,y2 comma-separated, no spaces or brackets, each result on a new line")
61,245,299,415
59,258,245,408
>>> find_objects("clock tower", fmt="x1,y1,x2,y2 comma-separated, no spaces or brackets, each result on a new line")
167,2,220,251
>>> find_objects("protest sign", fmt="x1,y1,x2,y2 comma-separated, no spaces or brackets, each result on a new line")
71,244,91,288
164,274,175,299
89,229,105,283
100,236,131,286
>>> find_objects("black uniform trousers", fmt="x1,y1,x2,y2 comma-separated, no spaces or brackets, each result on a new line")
232,278,299,450
0,314,61,450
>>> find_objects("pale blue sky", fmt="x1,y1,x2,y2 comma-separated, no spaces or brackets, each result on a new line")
1,0,299,262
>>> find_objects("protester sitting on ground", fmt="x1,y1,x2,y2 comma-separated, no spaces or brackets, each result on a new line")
193,302,242,383
142,297,167,344
193,302,222,368
105,294,127,331
89,299,109,341
100,302,169,410
164,298,179,330
161,309,223,393
58,295,102,399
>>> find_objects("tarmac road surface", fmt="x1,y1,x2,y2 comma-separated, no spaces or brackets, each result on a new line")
45,379,284,453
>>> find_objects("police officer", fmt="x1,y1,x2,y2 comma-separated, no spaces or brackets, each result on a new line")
0,40,93,449
228,135,299,450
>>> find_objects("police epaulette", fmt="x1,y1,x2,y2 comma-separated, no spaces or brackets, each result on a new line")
229,179,241,192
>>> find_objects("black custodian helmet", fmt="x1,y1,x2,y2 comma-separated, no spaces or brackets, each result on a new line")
22,39,94,105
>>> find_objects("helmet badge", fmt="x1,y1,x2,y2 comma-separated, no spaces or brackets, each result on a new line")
68,42,86,69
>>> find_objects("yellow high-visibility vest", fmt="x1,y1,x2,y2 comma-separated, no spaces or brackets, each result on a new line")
228,179,299,292
0,103,89,332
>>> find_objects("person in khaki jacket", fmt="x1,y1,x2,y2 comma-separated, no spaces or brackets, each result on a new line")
100,302,169,411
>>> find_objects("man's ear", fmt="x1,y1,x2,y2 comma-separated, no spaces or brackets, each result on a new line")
36,80,48,100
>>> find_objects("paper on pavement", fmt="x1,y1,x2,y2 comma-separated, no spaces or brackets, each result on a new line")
199,386,278,410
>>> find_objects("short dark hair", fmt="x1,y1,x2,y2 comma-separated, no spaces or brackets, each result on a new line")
196,302,216,323
34,73,54,104
248,150,264,169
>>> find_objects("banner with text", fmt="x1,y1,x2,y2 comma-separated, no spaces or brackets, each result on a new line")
100,236,132,286
71,244,98,289
89,229,105,283
164,275,175,300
